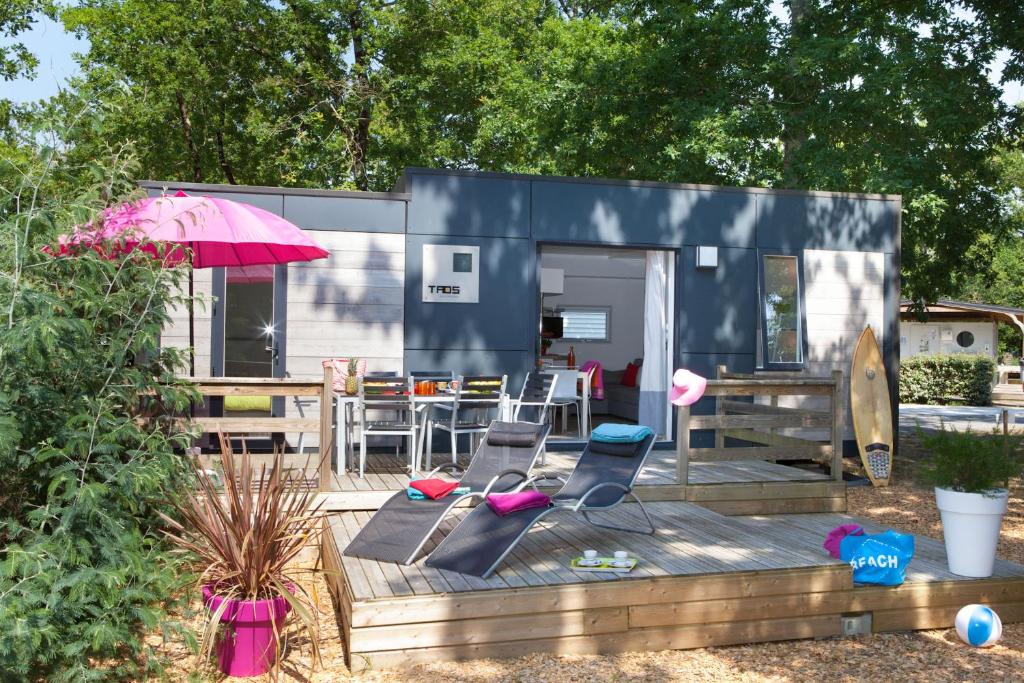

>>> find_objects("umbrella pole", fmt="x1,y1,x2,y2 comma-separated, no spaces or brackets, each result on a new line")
188,266,195,377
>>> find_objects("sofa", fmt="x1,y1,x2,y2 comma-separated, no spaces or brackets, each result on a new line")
599,358,642,422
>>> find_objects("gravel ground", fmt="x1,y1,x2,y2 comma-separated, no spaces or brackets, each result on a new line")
155,435,1024,682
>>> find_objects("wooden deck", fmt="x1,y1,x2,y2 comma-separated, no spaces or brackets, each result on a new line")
317,449,845,514
322,501,1024,671
230,447,846,513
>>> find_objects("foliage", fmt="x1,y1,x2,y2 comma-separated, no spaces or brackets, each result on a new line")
899,354,996,406
0,107,198,680
160,436,324,672
0,1,52,82
49,0,1021,301
917,424,1023,494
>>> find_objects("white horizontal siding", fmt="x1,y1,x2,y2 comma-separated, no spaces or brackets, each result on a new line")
162,268,214,377
284,229,405,448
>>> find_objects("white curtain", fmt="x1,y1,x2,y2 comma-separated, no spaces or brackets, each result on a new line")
639,251,669,434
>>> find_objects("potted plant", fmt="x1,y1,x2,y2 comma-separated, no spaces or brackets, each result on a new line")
161,435,324,677
918,424,1022,577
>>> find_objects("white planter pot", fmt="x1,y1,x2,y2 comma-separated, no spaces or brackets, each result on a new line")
934,486,1009,578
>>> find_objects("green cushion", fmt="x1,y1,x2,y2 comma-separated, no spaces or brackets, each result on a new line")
223,395,272,412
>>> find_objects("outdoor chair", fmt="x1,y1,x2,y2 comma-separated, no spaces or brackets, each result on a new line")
431,375,507,468
425,430,656,578
549,366,595,437
512,372,559,424
343,421,551,565
356,375,419,477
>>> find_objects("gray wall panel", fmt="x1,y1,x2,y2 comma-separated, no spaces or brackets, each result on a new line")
756,194,898,253
531,181,756,248
144,187,284,215
677,246,758,355
406,172,530,237
282,195,405,232
404,234,533,352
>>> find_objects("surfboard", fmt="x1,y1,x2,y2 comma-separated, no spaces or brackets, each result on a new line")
850,326,894,487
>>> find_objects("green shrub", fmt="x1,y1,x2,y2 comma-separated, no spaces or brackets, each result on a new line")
899,354,995,406
917,424,1023,493
0,126,197,680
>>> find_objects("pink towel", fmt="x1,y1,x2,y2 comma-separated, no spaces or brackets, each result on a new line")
580,360,604,400
823,523,864,559
486,490,551,516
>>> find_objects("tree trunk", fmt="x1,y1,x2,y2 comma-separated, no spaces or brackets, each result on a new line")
175,91,202,183
348,4,371,191
780,0,812,188
216,126,238,185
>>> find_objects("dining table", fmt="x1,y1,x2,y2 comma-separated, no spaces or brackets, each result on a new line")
332,390,514,475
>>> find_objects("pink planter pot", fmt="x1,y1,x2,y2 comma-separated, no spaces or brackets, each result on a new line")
202,585,292,677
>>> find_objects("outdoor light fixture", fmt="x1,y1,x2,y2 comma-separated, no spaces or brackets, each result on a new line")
696,246,718,269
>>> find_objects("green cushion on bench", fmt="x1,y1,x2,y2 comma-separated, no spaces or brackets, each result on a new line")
224,395,272,412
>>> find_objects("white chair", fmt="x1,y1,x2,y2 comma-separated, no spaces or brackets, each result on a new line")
356,376,420,478
548,367,594,437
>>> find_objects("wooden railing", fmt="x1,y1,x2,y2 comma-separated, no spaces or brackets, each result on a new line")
675,365,844,485
187,364,335,491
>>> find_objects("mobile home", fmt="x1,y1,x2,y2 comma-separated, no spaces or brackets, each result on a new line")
147,168,900,452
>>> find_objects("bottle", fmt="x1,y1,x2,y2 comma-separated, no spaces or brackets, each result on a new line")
567,345,576,369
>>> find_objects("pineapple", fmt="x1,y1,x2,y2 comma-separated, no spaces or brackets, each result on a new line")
345,358,359,395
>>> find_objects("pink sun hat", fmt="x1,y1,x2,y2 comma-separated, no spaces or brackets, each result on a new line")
668,369,708,406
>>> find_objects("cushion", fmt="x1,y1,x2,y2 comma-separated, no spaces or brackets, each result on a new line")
486,490,551,516
590,440,644,457
409,478,460,500
621,362,640,387
407,484,469,500
487,422,543,447
591,423,654,443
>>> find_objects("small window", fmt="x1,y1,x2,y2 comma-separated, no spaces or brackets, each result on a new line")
452,252,473,273
558,307,610,342
759,253,805,369
956,331,975,348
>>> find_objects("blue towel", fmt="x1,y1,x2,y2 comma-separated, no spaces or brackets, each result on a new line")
406,485,470,500
591,423,654,443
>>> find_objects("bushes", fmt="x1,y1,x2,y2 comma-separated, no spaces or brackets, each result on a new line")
0,130,196,680
899,354,996,406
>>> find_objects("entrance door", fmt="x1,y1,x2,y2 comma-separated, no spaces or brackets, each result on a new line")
211,264,287,415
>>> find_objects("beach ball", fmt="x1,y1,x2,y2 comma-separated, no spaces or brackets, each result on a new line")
955,604,1002,647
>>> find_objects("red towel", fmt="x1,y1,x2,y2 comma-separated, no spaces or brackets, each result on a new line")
486,490,552,516
409,478,460,500
823,523,864,559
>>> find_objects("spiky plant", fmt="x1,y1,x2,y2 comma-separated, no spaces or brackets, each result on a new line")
160,435,325,671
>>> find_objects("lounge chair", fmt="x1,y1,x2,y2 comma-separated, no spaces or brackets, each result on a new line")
342,421,551,565
425,431,656,578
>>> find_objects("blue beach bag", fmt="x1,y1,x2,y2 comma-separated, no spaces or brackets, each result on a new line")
839,530,915,586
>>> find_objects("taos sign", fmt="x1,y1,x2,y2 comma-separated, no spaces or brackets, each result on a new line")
422,245,480,303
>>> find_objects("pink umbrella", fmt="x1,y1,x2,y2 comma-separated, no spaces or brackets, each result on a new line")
49,191,329,375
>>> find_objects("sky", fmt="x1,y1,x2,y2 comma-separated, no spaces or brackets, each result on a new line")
2,10,1022,107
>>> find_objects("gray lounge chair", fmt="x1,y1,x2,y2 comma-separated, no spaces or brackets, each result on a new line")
342,421,551,565
425,432,656,578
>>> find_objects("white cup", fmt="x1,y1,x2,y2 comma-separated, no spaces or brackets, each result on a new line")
583,549,598,561
614,550,628,561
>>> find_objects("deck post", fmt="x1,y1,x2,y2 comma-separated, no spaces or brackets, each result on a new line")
675,404,690,486
320,364,335,492
830,369,844,482
714,365,726,450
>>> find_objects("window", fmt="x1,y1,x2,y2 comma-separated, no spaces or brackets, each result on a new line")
956,331,975,348
558,307,610,342
759,253,805,369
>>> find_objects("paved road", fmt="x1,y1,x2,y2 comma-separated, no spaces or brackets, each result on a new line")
899,404,1018,435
